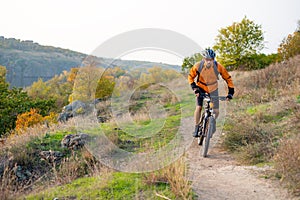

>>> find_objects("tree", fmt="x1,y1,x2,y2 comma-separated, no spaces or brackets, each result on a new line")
181,53,203,72
278,20,300,61
67,68,79,84
26,72,73,110
213,16,264,69
27,78,51,99
95,75,116,100
69,65,103,102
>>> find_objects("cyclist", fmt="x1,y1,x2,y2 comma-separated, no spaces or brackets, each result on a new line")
188,48,234,137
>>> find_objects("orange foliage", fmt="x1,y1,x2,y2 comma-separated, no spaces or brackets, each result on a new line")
15,109,44,132
67,68,79,83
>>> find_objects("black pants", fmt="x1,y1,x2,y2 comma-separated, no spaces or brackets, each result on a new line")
196,88,219,109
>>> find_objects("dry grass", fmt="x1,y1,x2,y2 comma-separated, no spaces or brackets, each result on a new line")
274,134,300,195
223,55,300,195
234,55,300,102
0,119,105,199
143,156,193,200
52,148,108,185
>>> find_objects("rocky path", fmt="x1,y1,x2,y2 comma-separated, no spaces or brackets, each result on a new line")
186,130,296,200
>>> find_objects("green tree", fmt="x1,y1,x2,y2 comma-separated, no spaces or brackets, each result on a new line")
95,76,116,100
181,53,203,72
278,20,300,61
213,16,264,69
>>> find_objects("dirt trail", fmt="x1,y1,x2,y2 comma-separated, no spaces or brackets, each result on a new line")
186,129,296,200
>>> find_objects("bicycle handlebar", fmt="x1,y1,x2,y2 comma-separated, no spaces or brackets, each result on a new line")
199,93,227,101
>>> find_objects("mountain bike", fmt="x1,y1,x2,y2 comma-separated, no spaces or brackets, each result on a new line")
196,93,227,157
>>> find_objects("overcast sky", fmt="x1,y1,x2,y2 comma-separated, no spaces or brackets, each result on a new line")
1,0,299,65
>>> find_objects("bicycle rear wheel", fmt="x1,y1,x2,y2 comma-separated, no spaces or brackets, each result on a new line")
202,116,214,157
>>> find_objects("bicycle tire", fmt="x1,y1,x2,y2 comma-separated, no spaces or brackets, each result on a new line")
202,116,214,157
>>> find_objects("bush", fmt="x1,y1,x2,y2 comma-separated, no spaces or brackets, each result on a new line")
15,109,44,132
274,134,300,195
222,111,280,164
239,53,278,70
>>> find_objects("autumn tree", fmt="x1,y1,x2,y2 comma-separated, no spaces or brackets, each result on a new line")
213,16,264,69
26,71,73,110
95,75,116,100
69,65,103,102
67,68,79,84
105,67,126,78
27,78,51,99
278,20,300,61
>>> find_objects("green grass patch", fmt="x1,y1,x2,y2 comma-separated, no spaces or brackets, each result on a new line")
246,104,270,115
23,172,175,200
23,176,105,200
95,113,181,153
31,131,69,151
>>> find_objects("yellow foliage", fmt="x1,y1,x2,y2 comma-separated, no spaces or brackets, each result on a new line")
67,68,79,83
43,112,58,124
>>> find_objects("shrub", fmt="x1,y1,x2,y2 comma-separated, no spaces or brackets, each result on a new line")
274,134,300,195
222,111,280,164
239,53,278,70
15,109,44,132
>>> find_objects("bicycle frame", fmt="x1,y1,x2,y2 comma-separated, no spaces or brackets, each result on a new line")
197,93,226,157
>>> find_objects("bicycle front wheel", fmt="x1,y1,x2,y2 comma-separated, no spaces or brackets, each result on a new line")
202,116,214,157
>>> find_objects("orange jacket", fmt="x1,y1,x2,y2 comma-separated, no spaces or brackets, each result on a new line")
188,60,234,93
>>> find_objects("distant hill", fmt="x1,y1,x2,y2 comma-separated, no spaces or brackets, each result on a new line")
0,36,180,87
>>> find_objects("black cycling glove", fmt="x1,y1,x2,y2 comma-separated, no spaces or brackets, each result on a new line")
190,82,198,90
227,87,234,99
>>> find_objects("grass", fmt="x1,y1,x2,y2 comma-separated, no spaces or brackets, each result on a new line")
23,176,104,200
95,108,181,153
22,171,178,200
274,134,300,195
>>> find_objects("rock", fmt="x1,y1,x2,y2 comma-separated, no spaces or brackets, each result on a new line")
57,112,73,123
39,150,64,163
57,100,87,122
97,116,108,123
61,133,90,150
13,165,32,181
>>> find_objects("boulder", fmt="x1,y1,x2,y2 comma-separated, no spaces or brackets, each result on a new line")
57,100,87,122
61,133,90,150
